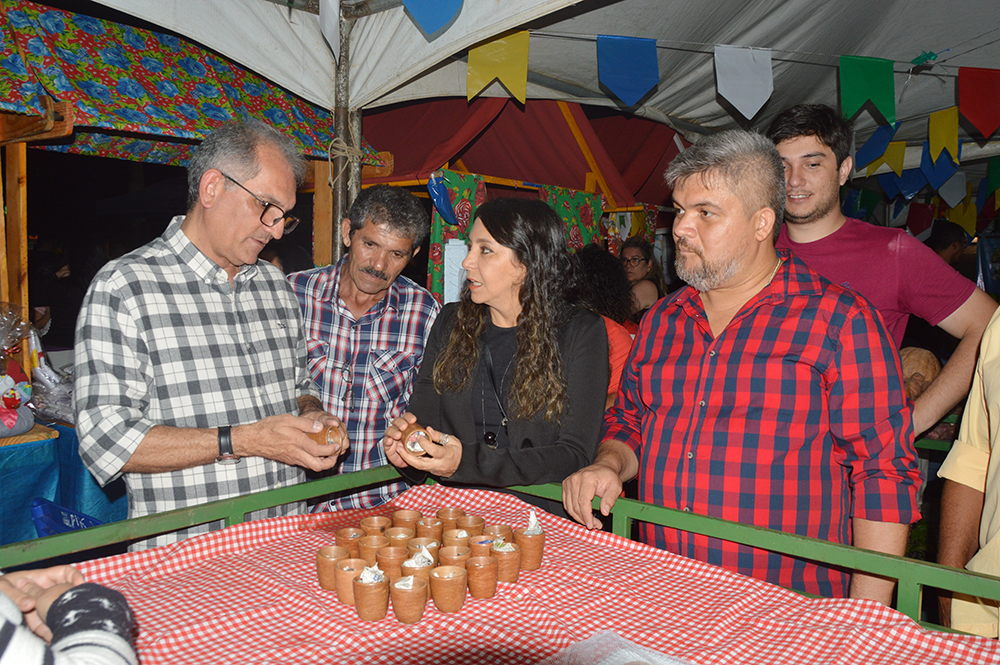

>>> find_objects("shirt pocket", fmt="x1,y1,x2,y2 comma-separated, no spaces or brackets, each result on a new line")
305,338,330,383
365,349,417,407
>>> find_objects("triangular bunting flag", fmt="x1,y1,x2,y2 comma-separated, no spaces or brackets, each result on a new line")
921,140,962,191
867,141,906,177
318,0,341,62
898,168,928,200
888,198,909,229
714,45,772,120
948,183,977,234
878,172,901,200
859,188,883,220
929,106,959,164
977,176,991,214
906,202,934,237
989,155,1000,197
597,35,659,107
842,188,861,217
959,67,1000,138
938,171,967,209
855,123,900,170
840,55,896,123
403,0,463,37
467,30,529,103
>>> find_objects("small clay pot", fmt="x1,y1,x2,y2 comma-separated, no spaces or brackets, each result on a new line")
401,560,434,599
306,425,344,447
376,546,409,582
401,422,432,456
513,528,545,570
385,526,414,548
468,536,495,558
442,529,470,549
316,545,350,591
415,517,444,543
466,556,498,599
430,565,467,613
392,509,422,531
390,576,427,624
360,515,392,536
492,543,521,583
456,515,485,536
353,575,390,621
359,535,390,566
436,507,466,533
439,545,472,568
407,537,440,565
334,558,368,605
484,524,513,542
336,528,364,559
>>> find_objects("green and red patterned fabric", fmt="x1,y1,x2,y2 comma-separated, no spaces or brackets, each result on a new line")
427,170,485,301
0,0,383,167
538,185,602,250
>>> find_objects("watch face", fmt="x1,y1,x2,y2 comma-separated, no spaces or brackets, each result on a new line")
216,454,241,465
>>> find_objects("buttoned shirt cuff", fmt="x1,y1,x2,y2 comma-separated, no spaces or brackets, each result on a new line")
939,440,990,493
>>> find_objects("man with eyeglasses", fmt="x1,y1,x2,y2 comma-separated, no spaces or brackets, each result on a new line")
289,185,440,512
74,120,348,549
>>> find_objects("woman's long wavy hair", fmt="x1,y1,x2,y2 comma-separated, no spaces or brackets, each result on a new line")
433,198,572,423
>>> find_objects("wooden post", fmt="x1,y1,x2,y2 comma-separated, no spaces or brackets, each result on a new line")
312,159,334,267
3,143,29,361
331,13,353,266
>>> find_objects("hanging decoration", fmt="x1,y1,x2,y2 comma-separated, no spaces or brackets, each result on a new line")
938,171,967,209
920,140,961,191
866,140,905,177
854,122,900,171
403,0,463,38
839,55,896,123
947,183,978,234
959,67,1000,139
906,202,935,237
318,0,340,62
713,45,772,120
467,30,529,103
596,35,659,108
928,106,959,164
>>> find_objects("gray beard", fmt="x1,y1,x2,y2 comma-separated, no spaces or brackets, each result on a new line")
675,251,741,292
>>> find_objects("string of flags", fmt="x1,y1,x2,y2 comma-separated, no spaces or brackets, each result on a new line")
391,0,1000,229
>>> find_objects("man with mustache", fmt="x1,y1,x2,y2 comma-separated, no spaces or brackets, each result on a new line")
563,130,920,605
75,120,347,549
289,185,440,510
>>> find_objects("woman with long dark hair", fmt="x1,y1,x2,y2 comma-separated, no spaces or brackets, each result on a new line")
383,198,608,489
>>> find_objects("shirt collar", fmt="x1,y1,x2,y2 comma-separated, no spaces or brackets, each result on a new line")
165,215,259,286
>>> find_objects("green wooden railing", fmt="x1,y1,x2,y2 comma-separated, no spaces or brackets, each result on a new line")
2,465,997,630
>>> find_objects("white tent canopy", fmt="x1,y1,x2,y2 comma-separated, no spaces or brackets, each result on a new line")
92,0,1000,177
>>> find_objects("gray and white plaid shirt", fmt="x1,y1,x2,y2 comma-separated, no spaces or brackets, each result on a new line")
74,216,319,549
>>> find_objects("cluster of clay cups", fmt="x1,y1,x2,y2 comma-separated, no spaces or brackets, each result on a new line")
315,506,544,623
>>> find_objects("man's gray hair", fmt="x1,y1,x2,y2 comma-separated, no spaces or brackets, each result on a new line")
187,119,308,208
665,130,786,234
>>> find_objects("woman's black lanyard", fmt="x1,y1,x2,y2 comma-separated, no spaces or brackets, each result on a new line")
482,343,509,449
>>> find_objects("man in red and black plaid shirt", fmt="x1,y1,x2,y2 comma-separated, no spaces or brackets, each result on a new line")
563,130,920,604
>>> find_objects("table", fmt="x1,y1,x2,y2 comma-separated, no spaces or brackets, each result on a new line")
76,484,999,665
0,422,126,545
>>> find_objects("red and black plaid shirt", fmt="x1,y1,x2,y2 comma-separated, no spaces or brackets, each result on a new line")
606,251,921,597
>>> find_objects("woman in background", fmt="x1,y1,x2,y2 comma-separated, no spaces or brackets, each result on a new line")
619,236,667,325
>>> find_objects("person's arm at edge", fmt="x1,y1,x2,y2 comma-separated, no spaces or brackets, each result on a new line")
849,518,910,604
912,288,997,435
936,478,985,626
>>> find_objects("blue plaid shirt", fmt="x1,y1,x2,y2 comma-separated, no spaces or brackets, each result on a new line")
289,258,439,510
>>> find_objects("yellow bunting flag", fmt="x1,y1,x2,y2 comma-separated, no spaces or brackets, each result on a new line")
929,106,959,165
467,30,529,103
867,141,907,177
947,183,977,234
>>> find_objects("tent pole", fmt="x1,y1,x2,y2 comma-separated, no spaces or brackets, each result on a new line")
331,13,354,266
349,109,361,204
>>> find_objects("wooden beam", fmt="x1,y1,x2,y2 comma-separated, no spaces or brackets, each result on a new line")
312,160,335,267
4,143,29,362
557,101,617,209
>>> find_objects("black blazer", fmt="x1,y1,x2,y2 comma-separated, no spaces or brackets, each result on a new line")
402,303,609,488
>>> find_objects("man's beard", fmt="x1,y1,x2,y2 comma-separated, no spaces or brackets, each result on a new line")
674,240,741,292
784,187,840,225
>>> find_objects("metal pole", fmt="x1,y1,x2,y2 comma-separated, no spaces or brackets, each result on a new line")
331,13,353,265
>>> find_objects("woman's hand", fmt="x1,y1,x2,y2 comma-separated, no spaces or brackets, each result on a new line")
384,421,462,477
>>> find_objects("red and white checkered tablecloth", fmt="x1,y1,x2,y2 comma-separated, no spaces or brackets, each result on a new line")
76,485,1000,664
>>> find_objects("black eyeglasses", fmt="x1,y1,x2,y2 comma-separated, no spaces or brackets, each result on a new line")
620,256,649,267
220,172,299,234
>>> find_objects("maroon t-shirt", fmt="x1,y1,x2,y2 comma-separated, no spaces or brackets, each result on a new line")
776,218,975,347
